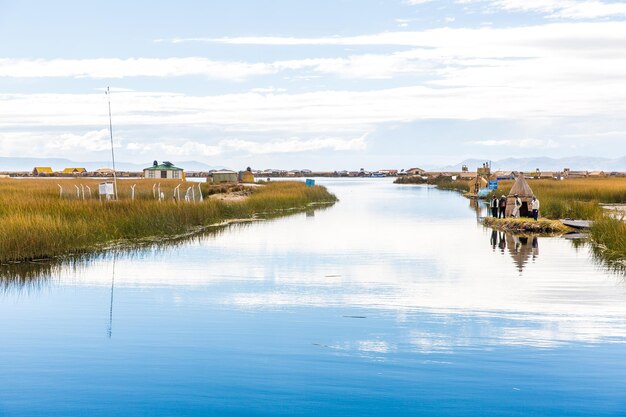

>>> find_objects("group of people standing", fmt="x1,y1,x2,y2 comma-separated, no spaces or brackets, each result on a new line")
490,194,540,220
490,195,508,218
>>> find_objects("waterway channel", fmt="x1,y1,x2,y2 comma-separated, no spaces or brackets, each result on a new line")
1,178,625,416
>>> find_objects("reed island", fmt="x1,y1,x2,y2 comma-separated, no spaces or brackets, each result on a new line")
0,179,337,263
396,170,626,264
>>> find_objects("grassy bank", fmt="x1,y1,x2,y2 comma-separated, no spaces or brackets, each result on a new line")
491,178,626,220
483,217,572,234
0,179,336,263
590,216,626,265
430,176,471,192
395,175,471,192
490,177,626,261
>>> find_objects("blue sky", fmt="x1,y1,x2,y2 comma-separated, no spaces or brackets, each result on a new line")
1,0,626,170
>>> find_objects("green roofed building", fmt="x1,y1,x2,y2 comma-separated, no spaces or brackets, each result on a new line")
143,160,185,179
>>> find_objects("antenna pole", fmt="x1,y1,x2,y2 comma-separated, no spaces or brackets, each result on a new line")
106,86,119,200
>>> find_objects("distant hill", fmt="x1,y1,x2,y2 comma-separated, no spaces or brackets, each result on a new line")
0,157,226,172
437,156,626,172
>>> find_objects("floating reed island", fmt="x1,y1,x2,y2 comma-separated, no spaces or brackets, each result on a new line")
482,217,572,234
460,176,626,260
0,179,337,263
397,173,626,262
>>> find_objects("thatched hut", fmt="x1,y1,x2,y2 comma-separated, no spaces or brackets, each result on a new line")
506,173,534,217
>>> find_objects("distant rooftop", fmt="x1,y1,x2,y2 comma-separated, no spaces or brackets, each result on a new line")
144,161,184,171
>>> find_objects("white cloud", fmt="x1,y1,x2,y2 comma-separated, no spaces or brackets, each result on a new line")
0,130,367,160
220,135,368,154
459,0,626,19
126,141,222,157
2,22,626,161
0,58,276,81
395,18,411,28
472,139,559,148
0,129,126,162
4,22,626,85
125,136,367,157
405,0,434,4
0,129,115,155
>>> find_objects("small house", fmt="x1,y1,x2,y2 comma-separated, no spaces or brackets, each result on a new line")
62,167,87,175
211,170,238,183
492,171,515,181
506,173,535,217
406,167,425,176
460,171,478,179
33,167,53,176
143,161,184,179
95,168,115,176
563,168,588,178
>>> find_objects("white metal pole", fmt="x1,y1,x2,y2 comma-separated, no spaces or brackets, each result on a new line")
106,87,119,200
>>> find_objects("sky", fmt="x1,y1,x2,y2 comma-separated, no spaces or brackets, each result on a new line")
1,0,626,170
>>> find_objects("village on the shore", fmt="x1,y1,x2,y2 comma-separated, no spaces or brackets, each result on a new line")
3,163,625,182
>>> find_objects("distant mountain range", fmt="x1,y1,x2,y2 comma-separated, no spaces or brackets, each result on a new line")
436,156,626,172
0,157,226,172
2,155,625,173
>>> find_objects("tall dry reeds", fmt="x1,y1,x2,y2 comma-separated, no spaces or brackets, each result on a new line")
493,177,626,220
0,179,336,263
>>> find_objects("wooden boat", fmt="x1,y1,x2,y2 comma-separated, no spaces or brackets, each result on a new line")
560,219,593,229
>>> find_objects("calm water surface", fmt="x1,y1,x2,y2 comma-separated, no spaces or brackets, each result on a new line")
1,178,626,416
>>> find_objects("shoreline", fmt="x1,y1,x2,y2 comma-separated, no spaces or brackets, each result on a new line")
0,180,337,264
482,217,573,235
1,201,336,267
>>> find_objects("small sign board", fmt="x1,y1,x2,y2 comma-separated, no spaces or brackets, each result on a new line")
305,179,315,187
488,180,498,190
99,182,114,198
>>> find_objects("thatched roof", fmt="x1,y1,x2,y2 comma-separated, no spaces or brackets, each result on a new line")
508,173,534,197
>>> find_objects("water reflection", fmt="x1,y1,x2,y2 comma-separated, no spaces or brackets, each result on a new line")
1,179,626,416
0,220,266,285
108,255,116,338
507,234,538,273
486,229,540,273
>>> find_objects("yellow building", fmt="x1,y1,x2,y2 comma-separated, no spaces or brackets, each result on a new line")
62,167,87,175
33,167,53,176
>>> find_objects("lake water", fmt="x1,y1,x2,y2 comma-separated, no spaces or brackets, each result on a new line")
1,178,626,416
